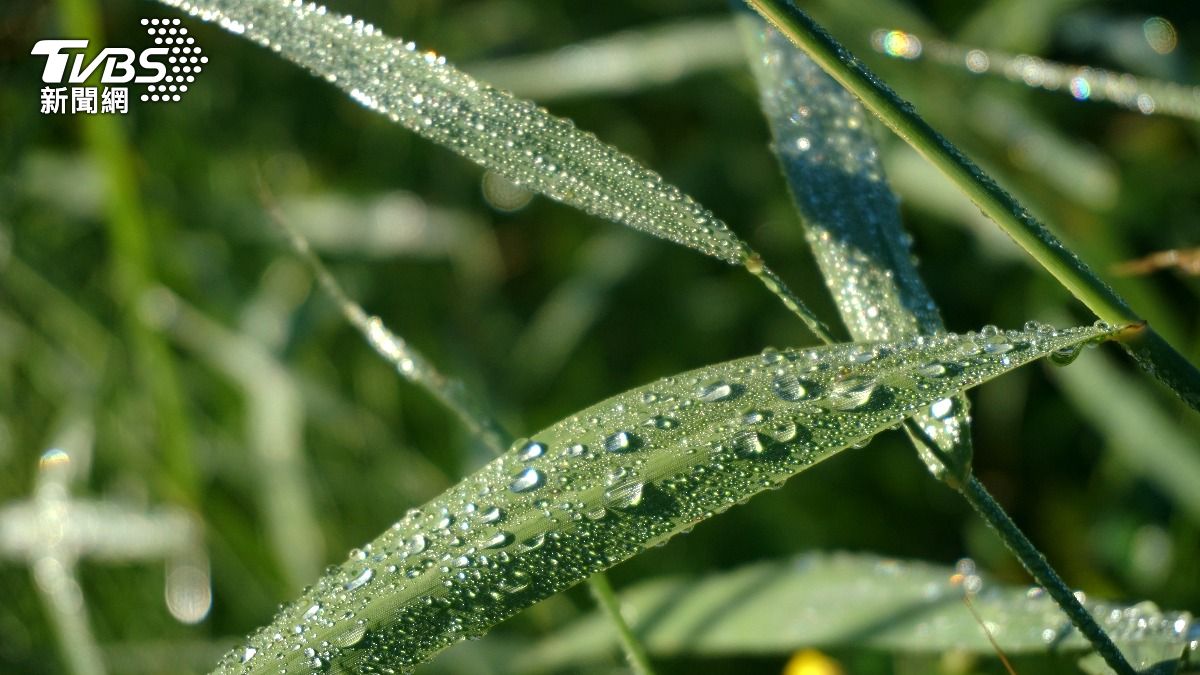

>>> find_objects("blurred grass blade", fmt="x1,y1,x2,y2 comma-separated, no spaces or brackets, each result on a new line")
209,321,1117,673
738,13,973,482
871,28,1200,122
1049,345,1200,523
157,0,831,341
468,17,742,101
516,552,1194,671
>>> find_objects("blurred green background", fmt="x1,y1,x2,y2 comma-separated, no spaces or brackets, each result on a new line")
1,0,1198,673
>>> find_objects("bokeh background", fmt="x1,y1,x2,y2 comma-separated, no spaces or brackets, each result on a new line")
1,0,1199,673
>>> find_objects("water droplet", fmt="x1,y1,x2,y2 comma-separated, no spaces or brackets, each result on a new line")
772,374,809,402
825,376,878,411
515,439,546,461
1050,344,1083,366
407,533,428,554
479,506,503,523
240,647,257,664
302,603,320,620
930,398,954,419
760,347,783,364
916,362,947,378
483,532,513,549
521,534,545,551
732,430,774,458
773,420,800,443
741,409,771,425
644,415,678,429
348,547,366,560
344,567,374,591
564,443,587,457
509,467,544,493
696,380,736,402
984,341,1013,355
603,431,640,453
605,481,644,509
435,509,454,529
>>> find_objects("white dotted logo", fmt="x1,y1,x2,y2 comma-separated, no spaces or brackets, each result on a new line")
32,16,206,115
140,17,206,103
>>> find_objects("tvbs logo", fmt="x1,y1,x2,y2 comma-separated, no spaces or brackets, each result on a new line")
32,18,205,115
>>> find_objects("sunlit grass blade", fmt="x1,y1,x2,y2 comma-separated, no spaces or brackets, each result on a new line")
516,552,1195,671
157,0,831,341
871,28,1200,121
210,321,1118,673
743,0,1200,414
264,198,657,672
738,13,972,481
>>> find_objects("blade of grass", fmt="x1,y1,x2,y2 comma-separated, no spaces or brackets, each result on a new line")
158,0,832,342
261,192,657,673
743,0,1200,414
738,11,972,483
209,321,1119,673
871,28,1200,122
516,552,1194,671
56,0,198,505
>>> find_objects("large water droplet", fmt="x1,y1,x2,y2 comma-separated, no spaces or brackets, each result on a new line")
772,374,809,402
916,362,948,378
732,430,772,458
515,439,546,461
563,443,587,457
603,431,640,453
930,398,954,419
696,380,736,402
825,376,878,411
483,532,513,549
344,567,374,591
644,415,678,430
509,467,544,493
479,506,503,523
240,647,257,664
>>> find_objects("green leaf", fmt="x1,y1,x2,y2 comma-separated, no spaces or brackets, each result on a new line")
738,13,973,482
158,0,832,340
516,552,1194,671
210,322,1116,673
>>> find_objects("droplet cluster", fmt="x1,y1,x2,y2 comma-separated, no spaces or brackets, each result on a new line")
158,0,750,264
208,322,1115,673
741,17,974,481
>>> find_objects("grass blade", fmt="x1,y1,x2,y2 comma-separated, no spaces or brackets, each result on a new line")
517,552,1194,671
738,12,973,482
742,0,1200,413
871,28,1200,122
210,321,1117,673
158,0,831,340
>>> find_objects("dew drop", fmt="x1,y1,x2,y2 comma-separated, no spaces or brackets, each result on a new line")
563,443,587,457
930,398,954,419
483,532,513,549
644,415,678,429
604,481,644,509
916,362,947,378
240,647,257,664
696,380,735,402
515,439,546,461
509,467,544,493
407,533,428,554
732,430,770,458
479,506,503,523
603,431,640,453
344,567,374,591
825,376,878,411
772,374,809,402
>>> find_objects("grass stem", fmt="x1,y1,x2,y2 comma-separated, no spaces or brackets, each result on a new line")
588,571,657,675
743,0,1200,413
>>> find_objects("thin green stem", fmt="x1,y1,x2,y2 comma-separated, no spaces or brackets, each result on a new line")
743,0,1200,413
56,0,198,504
588,571,657,675
904,420,1135,674
261,186,657,675
960,477,1135,675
